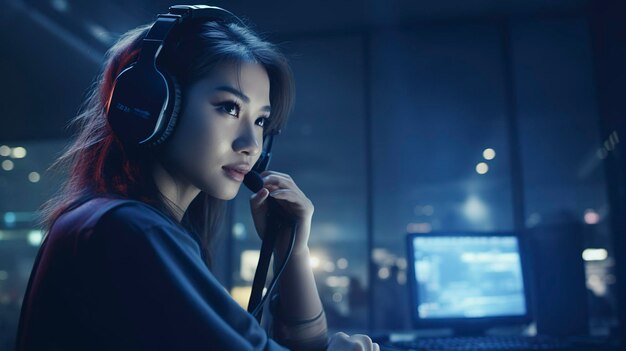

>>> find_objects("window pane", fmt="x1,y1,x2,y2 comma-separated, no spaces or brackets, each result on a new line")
370,24,514,330
512,18,616,334
0,139,67,349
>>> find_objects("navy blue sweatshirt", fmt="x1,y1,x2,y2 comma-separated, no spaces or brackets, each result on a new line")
15,196,306,350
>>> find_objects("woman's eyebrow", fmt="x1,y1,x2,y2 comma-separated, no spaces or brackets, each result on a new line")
214,85,271,113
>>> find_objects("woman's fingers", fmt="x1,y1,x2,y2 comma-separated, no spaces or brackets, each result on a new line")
350,334,374,351
327,332,353,350
257,171,314,220
328,332,379,351
267,189,297,203
250,187,269,204
261,170,292,180
250,187,270,212
261,173,295,191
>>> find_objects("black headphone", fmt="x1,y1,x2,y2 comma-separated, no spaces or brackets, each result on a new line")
106,4,280,179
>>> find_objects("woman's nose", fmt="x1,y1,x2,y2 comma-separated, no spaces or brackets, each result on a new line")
233,124,262,156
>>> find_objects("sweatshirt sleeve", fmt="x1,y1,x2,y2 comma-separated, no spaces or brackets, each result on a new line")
85,203,291,351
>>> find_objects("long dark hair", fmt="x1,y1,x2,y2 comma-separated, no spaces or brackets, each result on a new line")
38,17,295,269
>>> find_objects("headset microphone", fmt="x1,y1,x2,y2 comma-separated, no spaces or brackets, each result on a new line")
244,129,298,322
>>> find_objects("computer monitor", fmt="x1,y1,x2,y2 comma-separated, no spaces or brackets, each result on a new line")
406,231,533,333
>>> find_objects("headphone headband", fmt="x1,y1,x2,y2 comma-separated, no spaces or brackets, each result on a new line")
168,5,245,22
137,5,245,67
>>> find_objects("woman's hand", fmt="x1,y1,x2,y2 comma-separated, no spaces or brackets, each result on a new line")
327,332,380,351
249,170,314,257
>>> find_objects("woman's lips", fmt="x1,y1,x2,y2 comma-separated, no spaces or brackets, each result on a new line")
222,166,245,182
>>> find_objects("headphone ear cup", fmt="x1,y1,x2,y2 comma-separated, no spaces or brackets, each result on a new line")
107,62,171,146
151,73,183,147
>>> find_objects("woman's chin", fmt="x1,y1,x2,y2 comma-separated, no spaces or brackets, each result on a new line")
213,185,241,201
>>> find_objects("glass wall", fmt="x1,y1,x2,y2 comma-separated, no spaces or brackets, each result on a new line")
0,139,67,349
369,23,515,331
511,18,616,335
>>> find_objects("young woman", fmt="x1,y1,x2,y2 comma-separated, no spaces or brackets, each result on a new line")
15,5,379,351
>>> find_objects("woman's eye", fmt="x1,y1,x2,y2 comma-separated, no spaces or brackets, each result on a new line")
217,100,269,128
258,117,270,128
220,101,240,117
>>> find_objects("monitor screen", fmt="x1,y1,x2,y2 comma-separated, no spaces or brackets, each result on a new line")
410,235,527,319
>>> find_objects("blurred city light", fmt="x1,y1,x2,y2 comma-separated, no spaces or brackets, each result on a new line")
232,222,246,240
407,222,432,233
2,160,14,171
11,146,27,158
4,212,16,225
325,276,350,288
476,162,489,174
27,230,43,246
336,258,348,269
28,172,41,183
463,195,488,221
240,250,260,282
582,248,608,261
309,255,320,268
483,148,496,160
51,0,69,12
584,209,600,225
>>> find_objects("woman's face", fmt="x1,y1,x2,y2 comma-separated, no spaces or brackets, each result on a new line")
159,60,271,201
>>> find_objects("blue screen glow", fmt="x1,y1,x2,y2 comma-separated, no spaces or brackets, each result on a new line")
412,236,527,319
